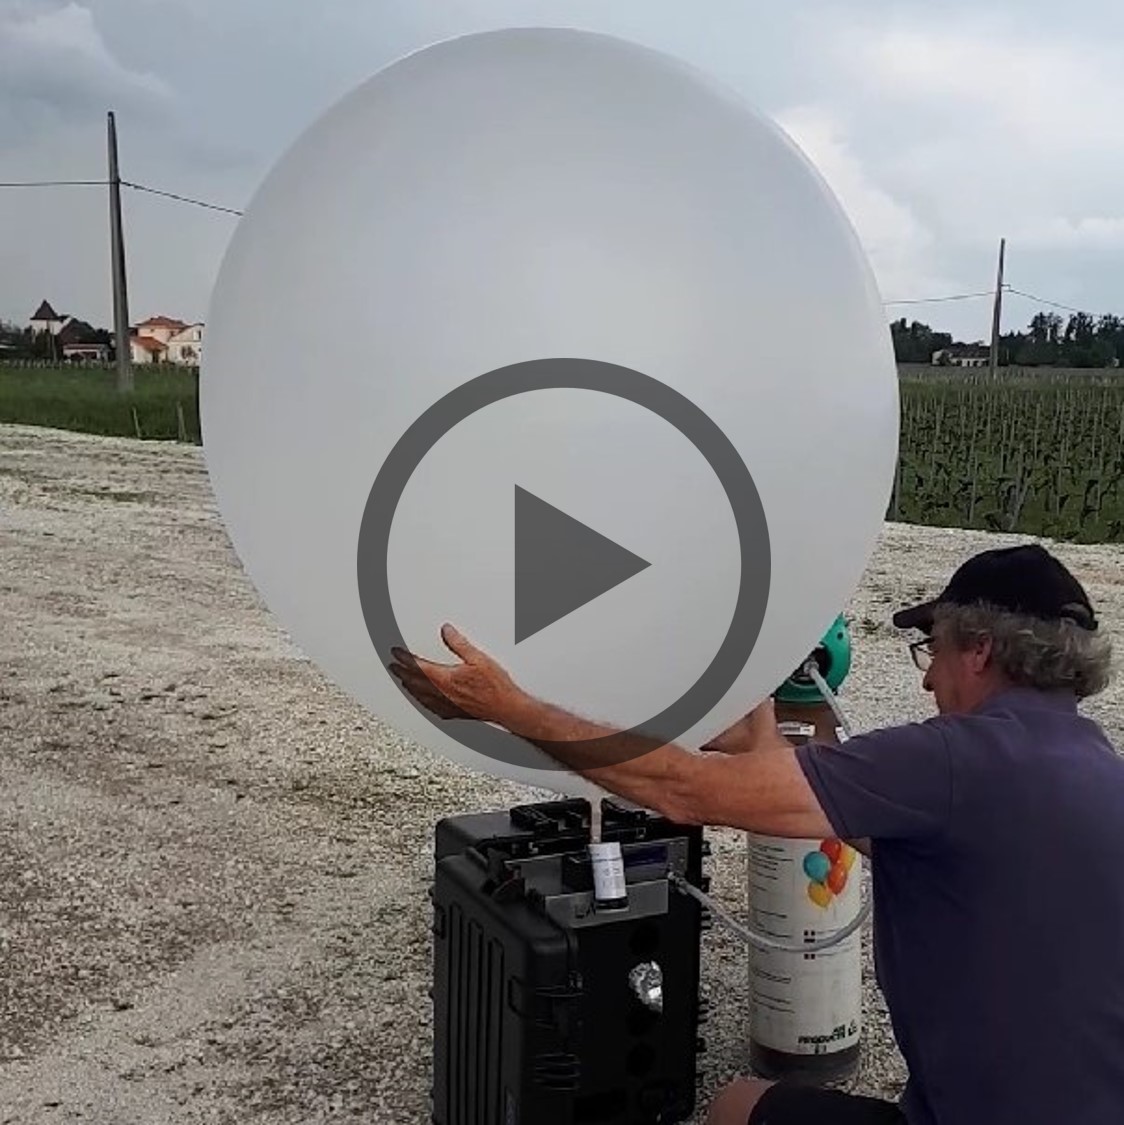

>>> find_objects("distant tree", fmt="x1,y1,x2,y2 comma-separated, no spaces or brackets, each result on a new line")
1065,312,1097,344
890,318,953,363
1028,312,1064,346
1096,315,1123,365
999,329,1028,365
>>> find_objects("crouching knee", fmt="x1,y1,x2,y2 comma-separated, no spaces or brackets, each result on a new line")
706,1077,774,1125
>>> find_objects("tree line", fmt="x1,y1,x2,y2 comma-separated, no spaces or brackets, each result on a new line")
892,311,1124,368
5,309,1123,369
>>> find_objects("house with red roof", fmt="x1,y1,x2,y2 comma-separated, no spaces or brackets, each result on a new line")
129,315,204,366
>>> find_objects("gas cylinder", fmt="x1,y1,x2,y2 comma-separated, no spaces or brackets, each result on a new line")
746,614,863,1083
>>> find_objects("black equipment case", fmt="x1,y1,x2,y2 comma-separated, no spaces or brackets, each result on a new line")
430,798,711,1125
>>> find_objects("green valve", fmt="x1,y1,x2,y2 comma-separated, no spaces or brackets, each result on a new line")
774,613,852,705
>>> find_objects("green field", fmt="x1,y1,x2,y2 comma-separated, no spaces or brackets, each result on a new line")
0,363,200,443
2,363,1123,542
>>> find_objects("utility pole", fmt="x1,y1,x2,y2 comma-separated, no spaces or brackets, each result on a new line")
107,111,133,393
988,237,1006,380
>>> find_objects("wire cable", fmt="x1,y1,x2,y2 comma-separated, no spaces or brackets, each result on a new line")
883,290,995,306
2,175,1112,319
121,181,243,216
670,871,870,953
0,179,108,188
0,176,243,216
1003,287,1098,318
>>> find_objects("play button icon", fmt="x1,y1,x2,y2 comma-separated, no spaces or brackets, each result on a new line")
355,357,772,772
514,486,651,644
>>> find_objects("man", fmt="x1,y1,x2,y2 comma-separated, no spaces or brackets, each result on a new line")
390,543,1122,1124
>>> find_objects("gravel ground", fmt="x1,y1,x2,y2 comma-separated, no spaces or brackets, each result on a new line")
1,423,1121,1125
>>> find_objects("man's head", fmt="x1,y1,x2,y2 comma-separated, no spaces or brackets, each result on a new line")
893,544,1113,714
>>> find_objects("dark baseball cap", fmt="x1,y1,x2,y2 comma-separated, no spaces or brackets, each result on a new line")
893,544,1098,633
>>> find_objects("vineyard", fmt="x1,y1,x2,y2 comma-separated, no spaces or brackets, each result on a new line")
2,363,1123,542
893,371,1124,542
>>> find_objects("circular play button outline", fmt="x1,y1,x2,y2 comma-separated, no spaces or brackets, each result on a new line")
357,357,771,770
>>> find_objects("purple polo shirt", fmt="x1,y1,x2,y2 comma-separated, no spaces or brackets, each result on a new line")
795,687,1124,1125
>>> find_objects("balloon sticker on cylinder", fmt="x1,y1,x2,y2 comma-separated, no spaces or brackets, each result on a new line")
804,839,858,908
200,27,899,795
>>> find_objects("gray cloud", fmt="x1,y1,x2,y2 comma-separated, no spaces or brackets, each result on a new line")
0,1,171,142
1,0,1121,338
811,7,1124,334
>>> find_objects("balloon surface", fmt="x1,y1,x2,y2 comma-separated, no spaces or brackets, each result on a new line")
201,27,899,797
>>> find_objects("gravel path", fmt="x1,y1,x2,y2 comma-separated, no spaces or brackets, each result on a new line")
1,424,1121,1124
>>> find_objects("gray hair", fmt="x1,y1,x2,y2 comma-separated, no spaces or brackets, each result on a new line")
931,601,1114,699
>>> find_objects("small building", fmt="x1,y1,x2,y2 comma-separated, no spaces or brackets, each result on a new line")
63,343,110,362
130,315,203,366
58,318,109,362
932,344,990,368
29,300,67,336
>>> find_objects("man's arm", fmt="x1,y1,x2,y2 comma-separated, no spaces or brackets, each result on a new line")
395,624,955,846
389,625,837,838
502,692,836,837
704,705,872,855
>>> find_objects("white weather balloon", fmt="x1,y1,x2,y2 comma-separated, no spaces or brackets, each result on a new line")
201,27,899,797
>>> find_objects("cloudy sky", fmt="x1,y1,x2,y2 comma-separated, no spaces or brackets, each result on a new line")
3,0,1122,340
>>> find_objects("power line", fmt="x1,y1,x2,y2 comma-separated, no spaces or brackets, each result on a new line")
2,173,1118,318
0,175,242,215
0,179,109,188
1003,286,1095,317
884,290,995,307
121,180,243,216
889,285,1114,322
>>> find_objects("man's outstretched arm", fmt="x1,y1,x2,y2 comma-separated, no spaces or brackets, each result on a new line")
389,624,837,839
703,708,872,856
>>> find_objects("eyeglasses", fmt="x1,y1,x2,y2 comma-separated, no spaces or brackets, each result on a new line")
909,637,934,671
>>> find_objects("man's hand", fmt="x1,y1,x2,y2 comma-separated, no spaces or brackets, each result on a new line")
701,697,793,756
388,624,526,725
386,626,840,840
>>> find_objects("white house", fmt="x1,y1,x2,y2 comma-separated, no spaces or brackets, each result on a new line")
62,339,110,363
129,316,204,366
166,323,203,365
932,344,990,368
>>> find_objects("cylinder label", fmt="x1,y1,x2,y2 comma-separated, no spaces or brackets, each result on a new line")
589,842,627,903
746,833,862,1054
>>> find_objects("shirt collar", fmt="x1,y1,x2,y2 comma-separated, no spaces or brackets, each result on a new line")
973,686,1079,714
